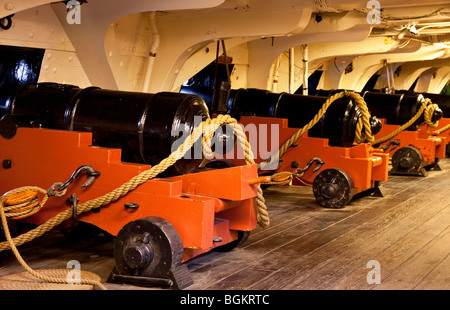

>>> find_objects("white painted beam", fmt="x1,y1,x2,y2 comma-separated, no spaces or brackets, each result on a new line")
146,1,313,92
50,0,226,90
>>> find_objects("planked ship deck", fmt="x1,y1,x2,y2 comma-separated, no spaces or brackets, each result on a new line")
0,158,449,291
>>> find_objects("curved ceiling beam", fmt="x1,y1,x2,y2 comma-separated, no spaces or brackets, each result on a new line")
147,1,313,92
1,0,224,18
1,0,51,18
414,66,450,93
269,34,398,93
246,11,371,90
428,67,450,93
50,0,225,90
337,44,447,91
394,57,450,90
313,37,398,91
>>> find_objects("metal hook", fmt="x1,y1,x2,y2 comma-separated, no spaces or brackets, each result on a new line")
295,157,325,174
379,139,400,152
57,165,100,192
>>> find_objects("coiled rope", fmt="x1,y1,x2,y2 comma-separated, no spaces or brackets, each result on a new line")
0,114,269,290
264,170,312,187
2,189,46,220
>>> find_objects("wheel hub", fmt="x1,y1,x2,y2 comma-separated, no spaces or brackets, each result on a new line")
321,183,339,199
399,156,412,169
124,243,154,270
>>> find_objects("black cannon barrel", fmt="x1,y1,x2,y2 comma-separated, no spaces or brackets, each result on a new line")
313,89,443,131
386,90,450,118
361,91,442,130
0,82,210,175
182,87,381,147
226,88,381,147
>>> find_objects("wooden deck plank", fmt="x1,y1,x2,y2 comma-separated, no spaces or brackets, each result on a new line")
291,190,450,290
373,224,450,290
240,175,446,289
241,189,448,289
331,206,450,290
414,249,450,290
231,161,450,289
202,266,275,290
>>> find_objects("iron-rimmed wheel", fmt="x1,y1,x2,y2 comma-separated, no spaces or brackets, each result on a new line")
114,216,184,279
313,168,354,208
391,146,424,176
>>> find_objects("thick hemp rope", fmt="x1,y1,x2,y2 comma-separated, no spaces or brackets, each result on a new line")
433,123,450,135
423,99,450,135
0,114,269,290
0,204,107,290
372,97,440,146
420,98,450,135
259,91,374,170
257,92,443,184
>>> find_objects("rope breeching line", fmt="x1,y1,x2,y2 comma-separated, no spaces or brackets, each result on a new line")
0,114,269,290
433,123,450,135
424,98,450,135
372,97,441,146
0,201,106,290
257,92,443,185
258,90,375,171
